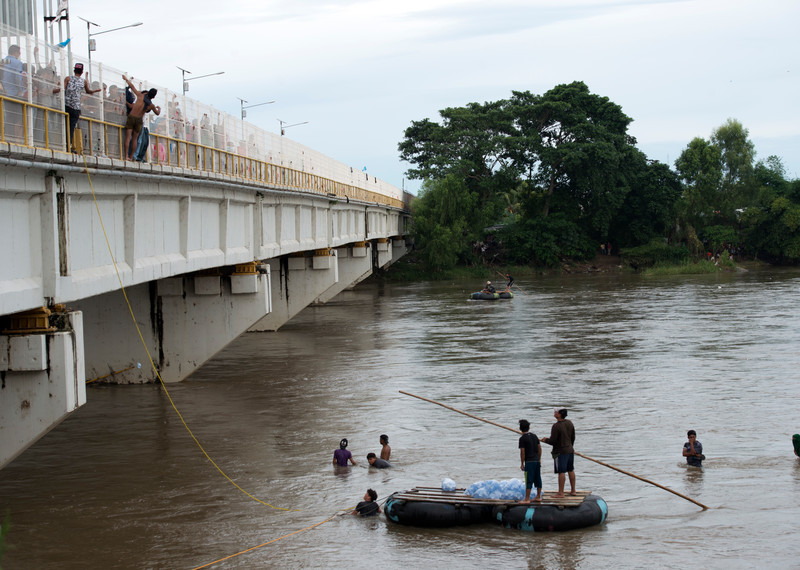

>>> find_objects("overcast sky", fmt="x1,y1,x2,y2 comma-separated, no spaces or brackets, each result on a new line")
61,0,799,193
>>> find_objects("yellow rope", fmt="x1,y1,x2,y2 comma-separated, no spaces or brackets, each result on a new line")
191,511,347,569
78,154,293,511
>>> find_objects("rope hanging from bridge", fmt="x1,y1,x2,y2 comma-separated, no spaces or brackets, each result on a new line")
78,154,294,512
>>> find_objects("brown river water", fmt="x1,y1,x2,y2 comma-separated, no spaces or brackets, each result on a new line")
1,267,800,569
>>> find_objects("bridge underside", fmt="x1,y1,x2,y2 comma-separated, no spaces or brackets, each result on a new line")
0,152,409,469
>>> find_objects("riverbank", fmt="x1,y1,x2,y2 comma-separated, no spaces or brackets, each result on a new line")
377,253,774,282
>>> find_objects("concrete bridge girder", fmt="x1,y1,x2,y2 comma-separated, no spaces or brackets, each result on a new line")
0,311,85,469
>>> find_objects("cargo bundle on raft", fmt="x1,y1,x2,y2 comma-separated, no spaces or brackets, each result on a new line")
384,487,608,532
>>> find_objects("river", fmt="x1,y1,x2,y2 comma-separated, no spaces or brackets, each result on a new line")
1,267,799,569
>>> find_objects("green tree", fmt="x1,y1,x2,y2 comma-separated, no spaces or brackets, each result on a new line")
675,137,723,233
506,82,636,230
710,118,757,216
612,154,682,248
410,175,479,270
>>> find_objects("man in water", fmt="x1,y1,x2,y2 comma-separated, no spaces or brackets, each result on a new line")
518,419,542,503
352,489,381,516
541,408,576,497
333,438,357,466
367,453,391,468
380,434,391,461
683,430,704,467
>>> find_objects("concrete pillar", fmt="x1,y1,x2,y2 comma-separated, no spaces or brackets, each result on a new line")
250,250,338,331
313,245,373,304
73,268,271,384
375,238,392,269
0,310,85,469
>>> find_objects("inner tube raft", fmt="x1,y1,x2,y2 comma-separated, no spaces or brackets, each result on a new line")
384,494,490,527
492,494,608,532
470,291,499,300
497,291,513,299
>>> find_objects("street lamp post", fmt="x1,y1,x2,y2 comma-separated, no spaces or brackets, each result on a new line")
238,98,276,120
179,67,225,95
238,98,276,141
80,18,143,81
278,119,309,136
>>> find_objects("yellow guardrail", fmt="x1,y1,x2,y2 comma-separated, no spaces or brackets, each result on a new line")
1,94,407,211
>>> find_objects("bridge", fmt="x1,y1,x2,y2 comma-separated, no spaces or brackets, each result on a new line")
0,12,412,468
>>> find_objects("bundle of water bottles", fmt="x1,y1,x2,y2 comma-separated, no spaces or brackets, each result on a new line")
440,478,525,500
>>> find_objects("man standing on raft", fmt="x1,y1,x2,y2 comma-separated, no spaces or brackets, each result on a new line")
541,408,576,498
518,419,542,503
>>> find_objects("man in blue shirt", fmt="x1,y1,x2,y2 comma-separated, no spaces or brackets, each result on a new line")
1,44,24,99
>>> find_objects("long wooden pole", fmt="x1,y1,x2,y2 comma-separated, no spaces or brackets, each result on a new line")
494,270,529,296
399,390,709,510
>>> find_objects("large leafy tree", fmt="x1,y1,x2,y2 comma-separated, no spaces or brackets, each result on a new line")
611,153,682,248
410,175,479,270
674,137,723,233
506,82,637,243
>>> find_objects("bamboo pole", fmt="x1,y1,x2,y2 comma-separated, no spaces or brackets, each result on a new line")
399,390,709,510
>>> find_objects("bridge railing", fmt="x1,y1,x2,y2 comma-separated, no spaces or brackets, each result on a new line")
1,29,411,210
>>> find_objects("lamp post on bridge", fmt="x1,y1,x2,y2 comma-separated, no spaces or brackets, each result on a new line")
80,17,143,82
178,67,225,95
238,98,275,141
278,119,309,136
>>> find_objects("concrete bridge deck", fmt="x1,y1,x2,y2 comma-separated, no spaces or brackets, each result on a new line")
0,137,410,469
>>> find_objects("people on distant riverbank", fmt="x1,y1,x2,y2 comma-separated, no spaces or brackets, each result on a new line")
541,408,576,497
380,434,391,461
518,419,542,504
683,430,704,467
333,438,357,466
352,488,381,516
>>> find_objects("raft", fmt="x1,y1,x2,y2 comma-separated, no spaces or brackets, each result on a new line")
469,291,499,300
492,494,608,532
469,291,512,300
384,487,607,532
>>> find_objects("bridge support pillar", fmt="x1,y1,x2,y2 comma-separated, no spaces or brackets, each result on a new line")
0,310,85,469
313,244,373,304
249,251,339,332
73,269,271,384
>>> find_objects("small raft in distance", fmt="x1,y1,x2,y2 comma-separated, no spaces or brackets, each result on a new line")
469,291,513,300
385,487,607,532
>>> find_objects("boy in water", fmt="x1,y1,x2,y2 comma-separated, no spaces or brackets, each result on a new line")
333,438,357,466
380,434,391,461
683,430,704,467
352,489,380,516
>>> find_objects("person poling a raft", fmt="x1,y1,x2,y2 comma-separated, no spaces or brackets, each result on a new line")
398,390,709,510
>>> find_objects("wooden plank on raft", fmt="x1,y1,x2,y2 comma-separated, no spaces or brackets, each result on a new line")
391,487,591,507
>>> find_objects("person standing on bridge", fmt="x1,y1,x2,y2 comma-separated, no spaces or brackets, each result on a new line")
53,62,100,150
121,74,160,161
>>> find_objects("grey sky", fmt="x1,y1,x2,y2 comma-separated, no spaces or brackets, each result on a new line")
68,0,800,192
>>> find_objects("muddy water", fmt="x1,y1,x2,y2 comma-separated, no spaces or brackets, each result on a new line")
1,268,799,569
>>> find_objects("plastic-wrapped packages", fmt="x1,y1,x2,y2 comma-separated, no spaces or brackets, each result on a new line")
465,479,525,500
441,478,457,492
